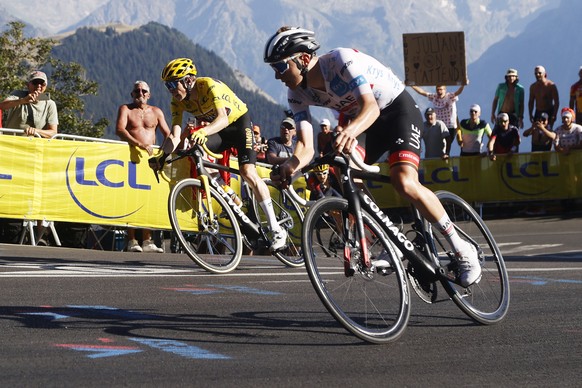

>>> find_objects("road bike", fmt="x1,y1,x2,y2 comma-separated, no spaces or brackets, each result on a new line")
299,152,510,343
152,144,304,273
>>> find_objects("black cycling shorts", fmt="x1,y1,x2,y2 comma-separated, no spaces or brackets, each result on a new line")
205,112,256,165
364,90,423,168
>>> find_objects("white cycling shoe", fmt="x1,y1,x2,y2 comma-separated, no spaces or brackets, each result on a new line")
456,243,482,287
270,228,288,252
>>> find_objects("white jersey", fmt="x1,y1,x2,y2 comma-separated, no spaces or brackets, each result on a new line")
554,124,582,149
288,48,405,125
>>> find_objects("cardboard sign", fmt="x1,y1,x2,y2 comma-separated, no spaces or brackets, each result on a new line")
403,31,467,86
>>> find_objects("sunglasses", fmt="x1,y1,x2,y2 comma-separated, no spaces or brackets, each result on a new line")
164,80,181,91
270,54,300,75
315,171,328,176
133,89,149,94
31,79,46,86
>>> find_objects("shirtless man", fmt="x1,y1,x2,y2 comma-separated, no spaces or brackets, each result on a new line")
491,68,525,129
528,65,559,129
116,80,171,253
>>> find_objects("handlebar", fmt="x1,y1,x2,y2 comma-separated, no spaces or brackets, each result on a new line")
148,142,223,183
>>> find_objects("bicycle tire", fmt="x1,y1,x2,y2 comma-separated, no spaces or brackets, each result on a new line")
302,197,411,344
253,179,305,267
430,191,510,324
168,178,243,274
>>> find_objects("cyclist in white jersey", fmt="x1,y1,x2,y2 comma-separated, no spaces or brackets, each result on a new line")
264,27,481,287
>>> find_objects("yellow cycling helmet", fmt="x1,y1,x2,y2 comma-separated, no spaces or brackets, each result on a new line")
161,58,197,81
313,164,329,173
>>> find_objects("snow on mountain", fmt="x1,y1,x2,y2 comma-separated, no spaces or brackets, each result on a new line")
0,0,557,100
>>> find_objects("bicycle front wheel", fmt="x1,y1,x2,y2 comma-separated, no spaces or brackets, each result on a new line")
433,191,510,324
302,197,410,344
168,178,243,274
253,179,305,267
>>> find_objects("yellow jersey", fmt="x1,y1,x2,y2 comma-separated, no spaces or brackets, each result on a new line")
170,77,248,126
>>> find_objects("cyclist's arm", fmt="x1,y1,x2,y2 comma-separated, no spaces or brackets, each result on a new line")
335,93,380,154
201,106,229,137
288,121,315,172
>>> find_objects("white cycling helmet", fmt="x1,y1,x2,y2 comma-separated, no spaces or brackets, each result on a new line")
264,27,320,64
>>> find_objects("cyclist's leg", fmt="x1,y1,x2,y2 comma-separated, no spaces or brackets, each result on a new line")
227,115,287,250
368,91,481,287
240,163,287,247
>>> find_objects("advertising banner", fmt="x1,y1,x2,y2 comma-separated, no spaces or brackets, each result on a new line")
1,136,582,227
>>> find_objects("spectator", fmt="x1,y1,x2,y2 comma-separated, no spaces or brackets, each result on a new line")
0,70,59,245
317,118,333,157
420,107,450,160
528,65,559,129
538,108,582,155
569,66,582,125
159,58,288,251
266,117,297,165
116,80,170,253
523,112,553,152
487,113,520,161
0,70,58,138
252,124,268,162
411,84,464,154
306,164,341,201
491,68,525,129
458,104,492,156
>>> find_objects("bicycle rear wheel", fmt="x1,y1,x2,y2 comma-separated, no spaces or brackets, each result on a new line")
302,197,410,344
432,191,510,324
168,178,243,274
252,179,305,267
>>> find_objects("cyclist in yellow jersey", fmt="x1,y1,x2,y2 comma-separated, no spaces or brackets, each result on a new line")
159,58,288,251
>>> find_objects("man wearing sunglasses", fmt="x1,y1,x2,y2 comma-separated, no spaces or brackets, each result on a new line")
158,58,288,252
116,80,171,253
0,70,58,138
264,27,481,287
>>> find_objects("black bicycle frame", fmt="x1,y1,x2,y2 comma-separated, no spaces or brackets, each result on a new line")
174,147,263,240
319,154,439,280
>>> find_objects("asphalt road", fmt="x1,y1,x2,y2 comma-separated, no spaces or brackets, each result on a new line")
0,216,581,387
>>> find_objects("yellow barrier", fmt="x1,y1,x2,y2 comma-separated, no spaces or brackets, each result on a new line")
0,136,295,229
1,135,581,228
367,151,582,208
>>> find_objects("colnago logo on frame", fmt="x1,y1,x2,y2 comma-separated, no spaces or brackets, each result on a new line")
362,193,415,251
66,149,147,219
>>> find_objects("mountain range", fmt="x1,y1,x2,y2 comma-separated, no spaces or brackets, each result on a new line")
1,0,581,153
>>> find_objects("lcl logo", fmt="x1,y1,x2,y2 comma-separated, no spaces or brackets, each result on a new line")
66,150,148,219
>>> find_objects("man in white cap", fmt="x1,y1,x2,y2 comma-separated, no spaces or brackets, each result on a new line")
266,117,297,165
457,104,492,156
487,112,520,160
537,108,582,154
0,70,58,138
569,66,582,125
317,117,333,157
528,65,559,129
491,68,525,129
